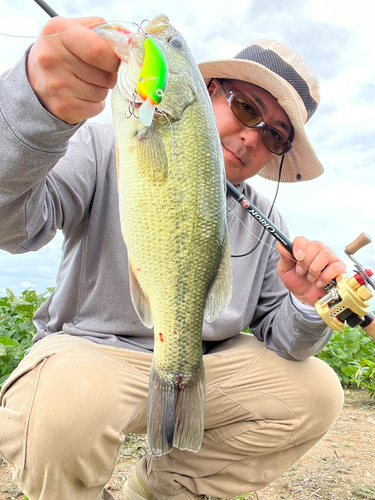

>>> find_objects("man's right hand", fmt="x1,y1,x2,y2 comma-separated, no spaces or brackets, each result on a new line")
27,16,120,124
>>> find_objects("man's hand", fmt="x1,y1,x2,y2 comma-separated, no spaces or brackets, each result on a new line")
277,237,346,306
27,16,120,124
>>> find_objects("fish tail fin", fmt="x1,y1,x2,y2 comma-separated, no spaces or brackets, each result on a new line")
147,362,205,455
173,363,205,452
147,364,176,455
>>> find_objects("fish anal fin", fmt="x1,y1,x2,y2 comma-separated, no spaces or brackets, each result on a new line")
204,233,233,323
128,263,153,328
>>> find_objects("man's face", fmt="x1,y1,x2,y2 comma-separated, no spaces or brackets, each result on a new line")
210,79,293,185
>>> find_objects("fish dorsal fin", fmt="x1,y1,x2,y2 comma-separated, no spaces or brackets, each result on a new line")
128,263,154,328
204,233,232,323
136,126,168,182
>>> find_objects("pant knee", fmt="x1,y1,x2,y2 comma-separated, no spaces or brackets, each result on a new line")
295,356,344,442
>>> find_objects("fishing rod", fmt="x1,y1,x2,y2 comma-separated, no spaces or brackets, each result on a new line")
33,0,58,17
226,180,375,338
226,180,294,255
32,0,375,339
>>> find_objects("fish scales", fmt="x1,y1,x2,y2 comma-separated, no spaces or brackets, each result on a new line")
94,14,232,456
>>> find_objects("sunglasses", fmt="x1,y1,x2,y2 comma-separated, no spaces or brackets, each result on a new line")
219,80,293,155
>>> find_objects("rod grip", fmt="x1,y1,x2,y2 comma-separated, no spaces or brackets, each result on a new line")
345,232,372,255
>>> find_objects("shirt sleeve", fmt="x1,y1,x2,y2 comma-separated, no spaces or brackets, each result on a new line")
0,51,110,254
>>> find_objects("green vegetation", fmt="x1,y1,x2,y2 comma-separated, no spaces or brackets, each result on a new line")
315,324,375,398
1,289,375,397
0,288,53,387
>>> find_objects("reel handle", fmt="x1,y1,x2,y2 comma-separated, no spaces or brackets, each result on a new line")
345,232,372,255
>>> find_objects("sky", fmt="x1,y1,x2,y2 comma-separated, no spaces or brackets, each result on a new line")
0,0,374,312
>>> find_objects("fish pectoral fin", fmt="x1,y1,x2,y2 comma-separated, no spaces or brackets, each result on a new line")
136,126,168,182
204,233,233,323
147,361,205,456
128,263,153,328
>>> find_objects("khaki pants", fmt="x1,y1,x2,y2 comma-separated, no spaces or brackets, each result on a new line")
0,333,343,500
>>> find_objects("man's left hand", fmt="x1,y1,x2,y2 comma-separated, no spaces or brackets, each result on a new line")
277,237,346,306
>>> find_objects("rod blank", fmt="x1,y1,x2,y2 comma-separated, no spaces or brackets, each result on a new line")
33,0,59,17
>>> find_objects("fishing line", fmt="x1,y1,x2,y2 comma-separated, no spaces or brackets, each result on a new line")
133,20,151,33
158,109,175,155
154,108,176,172
227,204,329,286
0,20,134,39
229,155,284,258
195,192,228,218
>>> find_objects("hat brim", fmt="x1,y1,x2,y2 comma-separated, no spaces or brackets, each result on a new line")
198,59,324,183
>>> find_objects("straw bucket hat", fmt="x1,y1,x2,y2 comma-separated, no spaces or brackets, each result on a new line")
198,39,324,183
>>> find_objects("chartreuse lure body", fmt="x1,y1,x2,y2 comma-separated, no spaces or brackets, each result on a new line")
136,37,168,126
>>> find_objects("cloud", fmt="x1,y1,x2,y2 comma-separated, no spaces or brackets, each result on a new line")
20,281,36,289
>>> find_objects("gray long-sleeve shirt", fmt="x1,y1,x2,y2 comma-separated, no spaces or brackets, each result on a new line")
0,54,333,361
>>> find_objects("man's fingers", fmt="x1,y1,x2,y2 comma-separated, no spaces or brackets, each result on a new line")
28,16,120,123
277,242,296,272
61,17,120,73
291,237,346,286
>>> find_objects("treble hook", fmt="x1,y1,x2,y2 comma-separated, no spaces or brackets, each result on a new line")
125,88,139,119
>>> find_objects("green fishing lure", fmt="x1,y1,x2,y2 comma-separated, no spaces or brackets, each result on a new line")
137,37,168,105
136,37,169,126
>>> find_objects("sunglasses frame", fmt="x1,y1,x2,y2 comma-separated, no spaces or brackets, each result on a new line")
219,80,293,156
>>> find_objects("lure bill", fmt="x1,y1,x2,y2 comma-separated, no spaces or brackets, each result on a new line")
94,15,232,456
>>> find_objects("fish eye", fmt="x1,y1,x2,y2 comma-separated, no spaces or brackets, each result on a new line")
169,36,184,49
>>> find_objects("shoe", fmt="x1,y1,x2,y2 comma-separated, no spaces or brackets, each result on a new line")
123,455,206,500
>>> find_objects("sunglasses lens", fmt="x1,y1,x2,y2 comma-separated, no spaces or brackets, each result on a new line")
262,128,290,155
230,95,263,128
223,82,292,155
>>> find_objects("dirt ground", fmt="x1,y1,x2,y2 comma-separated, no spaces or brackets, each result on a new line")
1,388,374,500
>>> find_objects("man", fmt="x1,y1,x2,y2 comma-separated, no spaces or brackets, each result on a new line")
0,16,345,500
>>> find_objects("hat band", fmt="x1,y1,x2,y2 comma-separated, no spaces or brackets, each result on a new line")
235,45,318,121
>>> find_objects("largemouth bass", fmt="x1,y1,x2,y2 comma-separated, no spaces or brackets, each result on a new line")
94,15,232,456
